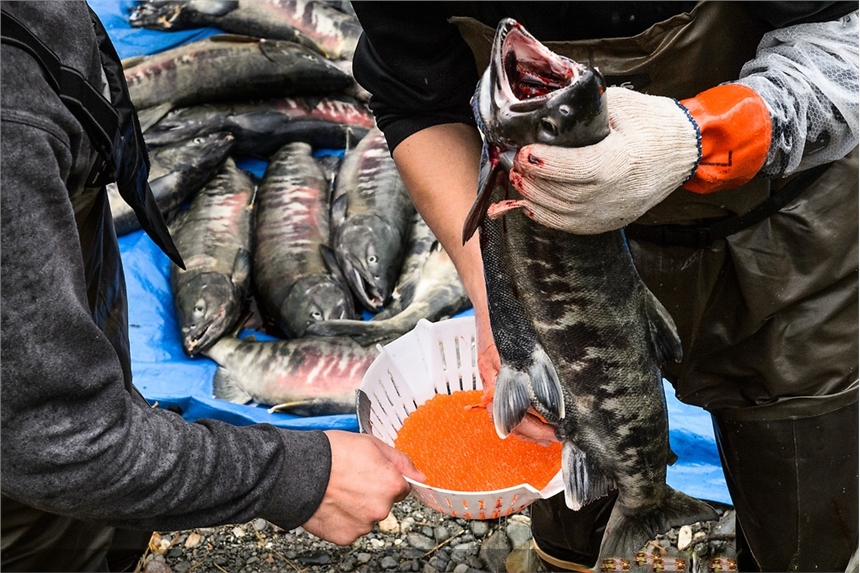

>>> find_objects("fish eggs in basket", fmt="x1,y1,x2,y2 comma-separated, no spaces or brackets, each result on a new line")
357,317,564,519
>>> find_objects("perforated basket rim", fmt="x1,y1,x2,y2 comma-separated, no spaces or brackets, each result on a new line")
356,316,564,518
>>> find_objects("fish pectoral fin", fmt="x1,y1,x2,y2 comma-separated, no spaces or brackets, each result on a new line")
562,441,616,511
212,367,253,404
492,366,532,439
231,248,252,287
529,344,565,420
644,286,683,364
462,158,504,244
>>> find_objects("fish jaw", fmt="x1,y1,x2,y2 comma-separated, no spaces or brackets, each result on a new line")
334,214,403,312
176,273,238,356
478,18,609,150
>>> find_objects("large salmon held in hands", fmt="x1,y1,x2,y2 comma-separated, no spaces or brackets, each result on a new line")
463,19,718,566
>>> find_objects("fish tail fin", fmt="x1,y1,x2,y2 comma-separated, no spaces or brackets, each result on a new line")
492,366,532,439
598,488,719,565
212,367,253,404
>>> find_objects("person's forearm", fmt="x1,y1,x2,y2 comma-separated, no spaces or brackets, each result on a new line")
390,123,491,346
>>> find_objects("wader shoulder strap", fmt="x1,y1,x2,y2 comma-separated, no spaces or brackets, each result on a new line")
625,163,832,249
0,8,184,269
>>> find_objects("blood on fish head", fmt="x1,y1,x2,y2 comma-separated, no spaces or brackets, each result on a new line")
476,18,609,151
176,273,238,356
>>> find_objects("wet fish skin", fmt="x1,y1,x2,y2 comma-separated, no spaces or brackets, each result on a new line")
254,142,356,338
306,215,471,346
108,131,235,236
170,158,255,356
143,96,374,155
203,334,384,415
123,35,353,111
470,18,717,564
331,127,415,312
129,0,362,60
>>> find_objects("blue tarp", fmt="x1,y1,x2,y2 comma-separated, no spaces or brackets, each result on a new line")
93,0,731,505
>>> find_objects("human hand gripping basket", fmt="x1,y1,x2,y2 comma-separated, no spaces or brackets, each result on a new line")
356,316,564,520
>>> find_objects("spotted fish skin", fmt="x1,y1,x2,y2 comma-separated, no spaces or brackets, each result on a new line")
468,18,717,565
254,141,356,339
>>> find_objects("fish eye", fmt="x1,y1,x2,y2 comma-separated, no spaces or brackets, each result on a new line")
311,310,322,320
367,254,378,264
540,117,559,137
193,137,205,144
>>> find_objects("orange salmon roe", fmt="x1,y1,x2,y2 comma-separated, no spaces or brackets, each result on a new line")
394,390,562,492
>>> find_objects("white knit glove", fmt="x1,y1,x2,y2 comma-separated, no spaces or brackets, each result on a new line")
500,87,700,235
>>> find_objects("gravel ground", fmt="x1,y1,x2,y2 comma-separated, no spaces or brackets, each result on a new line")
136,496,735,573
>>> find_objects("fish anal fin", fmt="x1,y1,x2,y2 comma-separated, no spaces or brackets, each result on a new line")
562,441,616,511
529,344,565,421
644,286,683,364
212,367,253,404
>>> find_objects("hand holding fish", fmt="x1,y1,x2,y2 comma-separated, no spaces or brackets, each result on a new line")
301,431,426,545
504,87,699,234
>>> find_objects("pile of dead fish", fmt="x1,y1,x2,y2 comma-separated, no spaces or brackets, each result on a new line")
118,0,470,416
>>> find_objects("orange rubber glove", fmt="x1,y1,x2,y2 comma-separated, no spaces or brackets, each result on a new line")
505,84,772,234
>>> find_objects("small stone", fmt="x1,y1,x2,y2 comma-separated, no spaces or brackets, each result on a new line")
504,519,532,551
453,565,470,573
172,562,190,573
232,526,246,538
505,546,542,573
371,538,386,549
246,556,259,565
380,556,399,569
167,546,183,558
143,561,173,573
422,526,435,538
184,532,202,549
407,533,437,552
379,511,401,534
479,530,512,573
677,525,693,551
435,526,451,542
470,521,491,538
253,519,268,532
356,553,373,564
423,564,440,573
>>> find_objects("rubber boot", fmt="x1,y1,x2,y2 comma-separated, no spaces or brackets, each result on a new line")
712,399,858,572
530,490,617,571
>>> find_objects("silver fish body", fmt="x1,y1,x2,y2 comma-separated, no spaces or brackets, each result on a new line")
254,141,356,338
468,19,717,565
129,0,362,60
108,131,235,236
170,158,255,356
203,334,384,415
331,127,415,312
123,35,353,111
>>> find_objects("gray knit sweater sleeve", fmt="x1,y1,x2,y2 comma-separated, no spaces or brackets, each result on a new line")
0,1,332,533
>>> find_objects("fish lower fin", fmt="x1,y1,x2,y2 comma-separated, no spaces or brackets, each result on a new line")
492,366,532,439
562,441,616,511
644,286,683,364
529,344,565,422
212,367,253,404
598,488,719,565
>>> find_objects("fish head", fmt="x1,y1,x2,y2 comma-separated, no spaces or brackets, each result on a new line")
149,131,235,179
284,274,358,338
175,272,239,355
474,18,609,150
333,213,405,312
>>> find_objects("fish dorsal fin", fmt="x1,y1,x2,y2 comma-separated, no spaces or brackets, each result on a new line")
330,193,348,232
562,441,617,511
212,367,253,404
644,286,683,364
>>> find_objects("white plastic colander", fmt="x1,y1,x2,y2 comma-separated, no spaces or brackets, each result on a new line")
356,316,564,520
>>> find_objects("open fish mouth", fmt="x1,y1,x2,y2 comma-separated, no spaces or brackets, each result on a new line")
494,19,583,110
183,307,228,355
343,259,385,311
